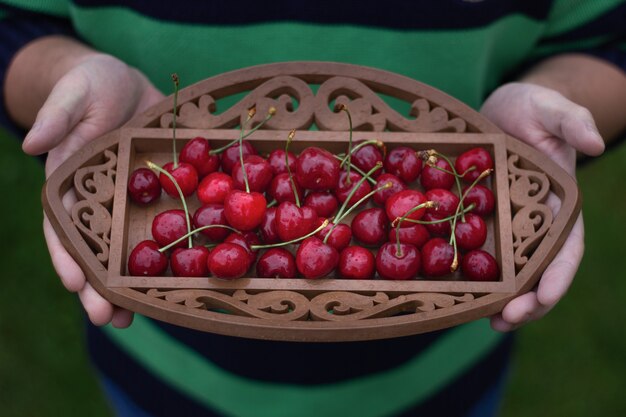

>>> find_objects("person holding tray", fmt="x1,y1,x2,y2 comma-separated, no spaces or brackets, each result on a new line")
1,1,625,416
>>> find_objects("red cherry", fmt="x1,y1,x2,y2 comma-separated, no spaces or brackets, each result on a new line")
152,209,188,249
420,159,454,190
462,184,495,216
375,242,420,280
267,173,304,205
351,207,387,246
171,246,210,277
455,147,493,183
295,237,339,279
422,212,452,236
372,173,407,206
388,223,430,249
461,250,499,281
383,147,422,183
303,191,338,218
197,172,234,205
338,246,375,280
159,162,198,198
220,140,257,174
128,240,168,276
207,242,251,279
352,140,384,179
224,231,260,264
316,220,352,251
295,147,340,191
335,171,372,206
275,201,318,242
192,204,229,242
385,189,427,227
425,188,460,217
128,168,161,205
231,155,273,193
223,190,267,231
454,213,487,250
421,238,455,277
259,207,280,244
267,149,297,176
179,137,220,177
256,248,297,278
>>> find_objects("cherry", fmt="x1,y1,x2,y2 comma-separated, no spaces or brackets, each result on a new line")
316,220,352,251
128,168,161,205
388,223,430,249
425,188,460,217
207,242,251,279
420,158,454,190
385,189,427,227
295,147,340,191
455,147,493,183
383,147,422,183
152,209,188,249
197,172,234,205
128,240,168,276
171,246,210,277
159,161,198,198
454,213,487,250
462,184,495,216
338,246,375,280
303,191,338,218
256,248,297,278
351,207,387,246
275,201,318,242
192,204,229,242
421,238,455,277
231,155,273,193
267,149,297,176
267,173,304,205
335,171,372,206
372,173,407,206
295,237,339,279
224,231,260,264
223,190,267,231
259,207,280,244
421,212,452,236
375,242,420,280
461,250,499,281
351,140,384,179
179,137,220,177
220,140,257,175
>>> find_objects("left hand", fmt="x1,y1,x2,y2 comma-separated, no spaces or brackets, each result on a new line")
480,82,605,332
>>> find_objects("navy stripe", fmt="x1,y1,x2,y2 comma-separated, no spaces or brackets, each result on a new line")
153,319,449,384
71,0,553,30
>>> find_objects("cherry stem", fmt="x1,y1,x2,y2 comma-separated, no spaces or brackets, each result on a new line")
323,182,392,245
146,160,192,248
209,110,276,155
337,105,353,184
339,139,382,169
334,162,382,221
424,150,470,222
238,107,257,193
285,129,300,207
157,224,241,253
401,203,476,225
171,74,180,169
267,199,278,208
332,155,377,185
251,219,330,250
393,201,438,258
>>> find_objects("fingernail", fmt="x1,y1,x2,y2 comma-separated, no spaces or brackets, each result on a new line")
23,121,41,147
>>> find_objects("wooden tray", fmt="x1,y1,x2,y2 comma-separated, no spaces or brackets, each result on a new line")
42,62,581,342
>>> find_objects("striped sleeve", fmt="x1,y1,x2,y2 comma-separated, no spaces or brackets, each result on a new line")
0,4,76,138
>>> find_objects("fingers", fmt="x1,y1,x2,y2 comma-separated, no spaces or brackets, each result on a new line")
22,74,89,156
112,308,135,328
78,282,115,326
533,89,605,156
43,215,86,293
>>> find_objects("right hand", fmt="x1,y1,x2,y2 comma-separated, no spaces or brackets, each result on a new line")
22,53,164,327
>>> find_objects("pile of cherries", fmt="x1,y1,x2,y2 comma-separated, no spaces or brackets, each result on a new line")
127,77,499,281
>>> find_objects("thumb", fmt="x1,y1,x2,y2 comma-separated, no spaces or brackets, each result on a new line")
535,91,605,156
22,75,90,156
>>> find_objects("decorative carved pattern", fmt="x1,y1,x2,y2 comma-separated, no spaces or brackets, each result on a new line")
144,289,476,322
160,76,466,133
508,154,553,269
71,150,117,265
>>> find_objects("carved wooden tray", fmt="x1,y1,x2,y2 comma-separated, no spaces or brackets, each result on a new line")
42,62,581,341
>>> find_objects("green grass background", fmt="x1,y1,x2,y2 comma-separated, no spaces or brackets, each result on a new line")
0,130,624,416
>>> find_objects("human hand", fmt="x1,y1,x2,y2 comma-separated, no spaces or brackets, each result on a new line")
480,82,605,331
22,53,164,328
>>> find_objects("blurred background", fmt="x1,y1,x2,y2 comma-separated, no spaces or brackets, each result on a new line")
0,128,624,416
